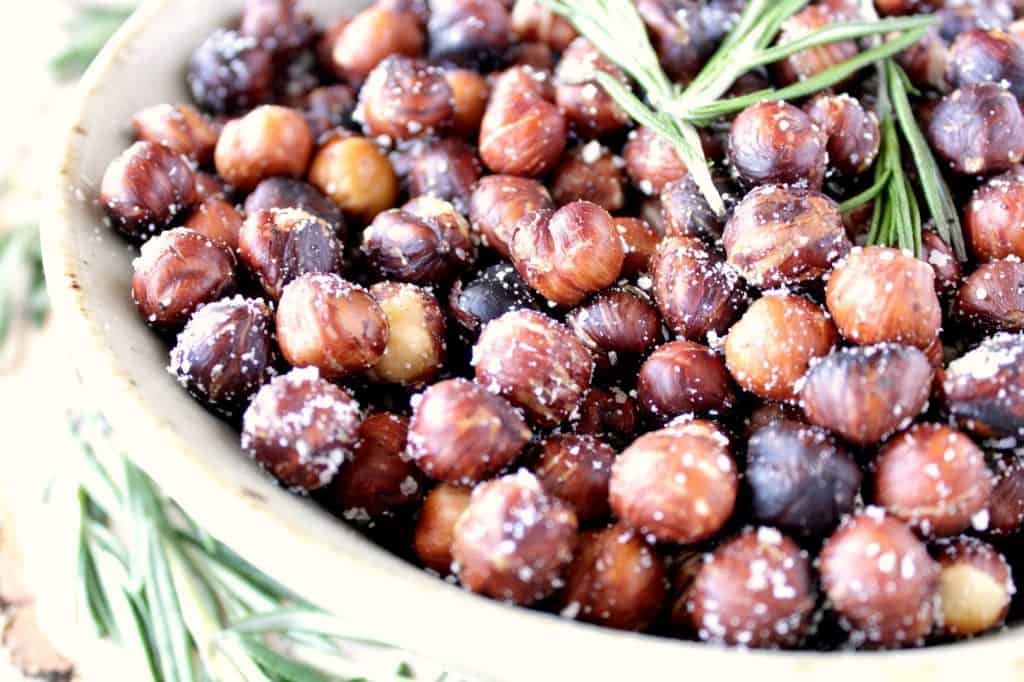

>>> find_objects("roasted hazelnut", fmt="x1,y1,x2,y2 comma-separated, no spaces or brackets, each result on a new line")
560,526,667,631
214,105,313,192
942,332,1024,438
899,26,951,92
956,258,1024,331
427,0,511,67
724,185,849,288
684,528,815,647
358,56,454,141
746,420,862,538
623,127,689,196
638,341,735,420
610,419,737,544
876,0,939,15
803,94,881,176
244,177,346,240
468,174,554,259
276,273,388,378
615,218,661,278
510,0,577,51
772,5,858,86
510,201,624,306
935,536,1014,636
239,0,314,55
659,172,738,243
452,470,578,604
567,287,660,369
392,137,481,214
826,246,942,351
921,230,962,298
131,228,236,330
302,85,357,142
131,103,219,165
533,434,616,525
187,29,274,115
238,208,343,300
948,29,1024,101
800,344,934,446
362,197,475,285
376,0,429,23
414,483,471,573
820,510,940,647
183,198,243,251
193,171,233,203
308,135,399,224
473,310,593,427
553,38,631,138
550,142,626,212
444,68,490,138
985,456,1024,535
728,101,827,190
241,367,362,491
636,0,709,84
725,294,837,403
448,263,541,336
366,282,446,386
575,388,641,441
928,83,1024,174
100,141,197,243
964,166,1024,261
327,6,424,84
504,41,555,70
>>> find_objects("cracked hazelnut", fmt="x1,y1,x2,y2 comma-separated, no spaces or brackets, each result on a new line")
244,177,346,240
533,434,616,525
623,127,688,196
928,83,1024,174
942,332,1024,438
187,29,274,115
638,341,735,420
448,263,541,337
511,0,577,51
414,484,471,573
238,208,343,300
948,29,1024,101
184,198,243,251
554,37,631,138
935,536,1014,636
803,93,881,176
469,175,553,259
215,105,313,192
132,103,220,165
550,143,626,212
366,282,446,386
965,167,1024,261
326,6,424,84
444,68,490,138
359,56,454,140
728,101,827,189
308,135,399,224
392,137,481,214
615,217,661,277
956,258,1024,331
427,0,511,68
567,287,661,368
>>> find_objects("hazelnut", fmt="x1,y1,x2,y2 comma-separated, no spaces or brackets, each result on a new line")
559,526,667,631
615,218,661,277
366,282,446,386
359,56,454,141
183,198,243,251
772,5,858,86
826,246,942,351
392,137,481,214
964,167,1024,261
510,201,624,306
728,101,827,190
800,344,934,446
187,29,274,115
921,230,962,298
100,141,197,243
214,105,313,191
449,263,541,337
803,94,881,176
574,388,641,442
554,38,631,138
308,135,399,224
876,0,939,15
473,310,593,428
660,172,738,243
193,171,233,203
244,177,346,241
327,6,424,84
899,26,951,92
638,341,735,420
376,0,428,24
684,528,816,647
636,0,709,83
239,0,315,56
948,29,1024,101
302,84,357,142
725,294,837,403
427,0,511,68
504,41,555,70
276,273,389,378
819,510,941,647
444,68,490,138
609,419,737,544
985,456,1024,535
238,208,344,300
131,228,236,331
623,127,688,196
452,470,578,604
956,258,1024,332
942,333,1024,438
510,0,577,52
746,420,862,538
567,287,661,368
550,142,626,212
533,434,617,525
928,83,1024,174
468,175,553,259
414,484,471,573
935,536,1014,636
742,400,806,436
131,103,219,165
724,185,850,288
241,367,362,491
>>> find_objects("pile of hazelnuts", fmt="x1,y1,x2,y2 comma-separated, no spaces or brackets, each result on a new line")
98,0,1024,651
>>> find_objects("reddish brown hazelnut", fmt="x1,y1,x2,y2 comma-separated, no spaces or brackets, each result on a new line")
876,0,939,15
742,401,805,437
609,419,738,544
935,536,1014,636
615,217,661,277
327,6,424,84
468,175,554,259
574,388,641,441
772,5,858,86
239,0,315,55
392,137,481,214
985,456,1024,535
956,258,1024,331
728,101,827,190
659,173,738,243
965,167,1024,261
942,333,1024,438
308,135,399,224
510,0,577,52
899,26,951,92
550,142,626,212
183,198,242,251
302,84,357,142
444,68,490,138
553,37,631,138
187,29,274,115
623,127,688,196
448,263,541,336
366,282,446,386
244,177,346,240
414,484,472,574
214,105,313,192
453,470,578,604
359,56,454,141
427,0,511,68
238,208,343,300
636,0,709,83
533,434,616,525
504,41,556,70
803,94,881,176
567,287,661,367
473,310,593,427
193,171,232,203
638,341,735,420
131,103,219,165
928,83,1024,174
948,29,1024,101
276,273,389,378
921,230,962,298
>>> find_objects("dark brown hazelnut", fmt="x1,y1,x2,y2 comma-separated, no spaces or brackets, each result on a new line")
193,171,233,203
183,198,243,251
302,84,357,142
623,127,688,196
928,83,1024,174
567,288,661,368
366,282,446,386
610,419,737,544
308,135,399,224
638,341,735,420
965,166,1024,261
376,0,429,24
742,400,806,437
956,258,1024,331
948,29,1024,101
985,456,1024,535
559,526,667,631
276,273,389,378
574,388,641,441
358,56,454,141
510,201,624,306
100,141,197,243
131,228,236,331
553,37,631,138
244,177,346,240
935,536,1014,635
800,344,934,446
725,294,837,403
241,367,362,491
772,5,858,86
533,434,616,525
728,101,827,190
473,310,593,427
427,0,511,67
659,172,738,243
239,0,315,55
414,484,472,573
327,6,424,84
131,103,220,165
468,174,553,259
899,26,951,92
444,68,490,138
392,137,481,214
448,263,541,336
503,41,555,70
187,29,274,115
550,142,626,212
453,470,578,604
826,246,942,351
942,332,1024,438
214,105,313,191
510,0,577,52
803,94,881,176
238,208,343,300
636,0,708,84
921,230,963,298
615,218,661,277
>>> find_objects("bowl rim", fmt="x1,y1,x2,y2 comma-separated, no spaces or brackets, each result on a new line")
40,1,1024,680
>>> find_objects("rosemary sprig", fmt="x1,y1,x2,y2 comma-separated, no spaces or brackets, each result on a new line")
51,4,134,80
0,224,48,351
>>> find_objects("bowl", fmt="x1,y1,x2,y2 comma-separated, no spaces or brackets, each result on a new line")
41,1,1024,680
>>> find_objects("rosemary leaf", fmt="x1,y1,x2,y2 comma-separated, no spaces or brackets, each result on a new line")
237,636,334,682
839,168,892,213
51,4,134,80
752,15,935,67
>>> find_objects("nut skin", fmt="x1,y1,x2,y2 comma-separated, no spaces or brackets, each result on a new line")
638,341,735,421
725,294,837,403
468,175,553,259
559,526,667,631
453,470,578,605
921,230,962,298
956,259,1024,332
275,273,389,379
772,5,857,86
609,419,738,545
985,456,1024,536
623,127,689,196
728,101,827,190
449,263,541,336
214,105,313,192
615,218,661,277
724,185,850,288
187,29,274,115
553,37,631,138
100,141,197,243
533,434,617,525
241,367,362,491
964,167,1024,261
238,208,344,300
510,201,624,307
359,56,454,141
567,287,661,368
948,29,1024,101
327,6,424,84
874,423,994,537
427,0,511,68
239,0,315,56
660,172,738,243
414,484,472,573
244,177,346,241
819,511,941,648
573,388,641,442
684,528,816,648
131,103,220,165
308,135,399,224
800,344,934,446
942,333,1024,438
131,228,236,331
745,421,862,539
935,536,1014,636
511,0,577,52
302,84,357,142
392,137,481,214
803,94,881,176
444,68,490,138
550,143,626,213
928,83,1024,175
366,282,446,386
473,310,593,428
826,246,942,351
183,198,243,251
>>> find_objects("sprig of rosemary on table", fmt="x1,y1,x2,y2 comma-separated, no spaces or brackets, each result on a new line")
51,4,135,80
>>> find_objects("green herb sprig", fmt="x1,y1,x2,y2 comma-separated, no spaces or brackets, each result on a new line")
51,4,134,80
0,224,48,351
